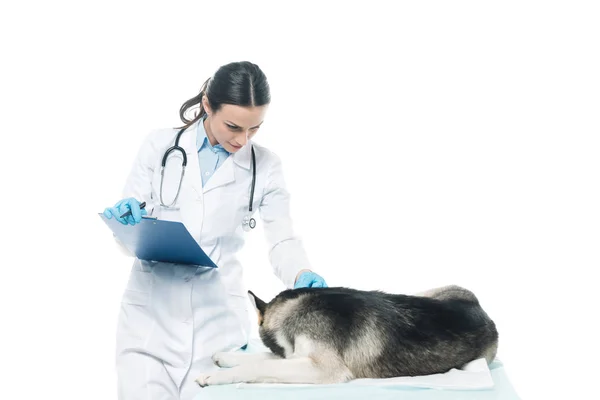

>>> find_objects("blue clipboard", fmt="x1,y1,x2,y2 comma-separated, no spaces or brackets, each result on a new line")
99,213,218,268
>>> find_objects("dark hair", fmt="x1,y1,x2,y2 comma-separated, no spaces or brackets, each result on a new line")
178,61,271,129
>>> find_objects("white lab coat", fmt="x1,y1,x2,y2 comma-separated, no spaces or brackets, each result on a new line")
114,120,311,399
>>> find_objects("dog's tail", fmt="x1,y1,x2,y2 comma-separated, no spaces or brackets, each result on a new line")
417,284,480,303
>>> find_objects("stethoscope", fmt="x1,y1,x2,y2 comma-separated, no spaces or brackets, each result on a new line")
160,123,257,231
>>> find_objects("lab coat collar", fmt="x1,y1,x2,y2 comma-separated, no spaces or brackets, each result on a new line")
231,141,253,171
201,143,252,194
184,119,252,194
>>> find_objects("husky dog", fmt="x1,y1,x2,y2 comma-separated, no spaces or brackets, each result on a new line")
196,285,498,387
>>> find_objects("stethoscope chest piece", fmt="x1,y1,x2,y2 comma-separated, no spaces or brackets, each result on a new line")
242,215,256,231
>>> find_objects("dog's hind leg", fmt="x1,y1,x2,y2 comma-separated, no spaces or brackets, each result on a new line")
415,284,479,303
481,340,498,363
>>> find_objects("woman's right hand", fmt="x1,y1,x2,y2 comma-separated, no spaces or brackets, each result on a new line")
103,197,147,225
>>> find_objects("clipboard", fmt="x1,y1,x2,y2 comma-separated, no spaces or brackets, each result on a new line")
99,213,218,268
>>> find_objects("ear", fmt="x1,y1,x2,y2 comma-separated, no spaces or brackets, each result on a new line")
201,94,212,115
248,290,267,325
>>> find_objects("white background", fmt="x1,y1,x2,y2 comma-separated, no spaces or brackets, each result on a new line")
1,1,598,399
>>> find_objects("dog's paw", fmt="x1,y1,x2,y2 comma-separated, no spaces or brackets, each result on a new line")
196,370,237,386
212,352,240,368
195,373,211,388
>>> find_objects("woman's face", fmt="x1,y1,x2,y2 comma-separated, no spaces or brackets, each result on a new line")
202,96,268,153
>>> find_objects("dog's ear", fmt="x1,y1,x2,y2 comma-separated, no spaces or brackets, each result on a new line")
248,290,267,325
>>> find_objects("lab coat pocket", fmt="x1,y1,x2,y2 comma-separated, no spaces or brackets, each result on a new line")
227,292,251,345
117,266,157,352
227,291,248,307
117,295,156,350
122,289,149,306
240,192,260,215
117,280,155,349
124,268,153,294
149,161,190,222
241,189,261,213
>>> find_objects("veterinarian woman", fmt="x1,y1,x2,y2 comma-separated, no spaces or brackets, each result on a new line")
103,61,327,400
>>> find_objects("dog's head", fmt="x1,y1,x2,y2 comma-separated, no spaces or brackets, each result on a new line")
247,290,268,326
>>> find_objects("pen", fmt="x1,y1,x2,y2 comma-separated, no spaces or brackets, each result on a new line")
119,201,146,219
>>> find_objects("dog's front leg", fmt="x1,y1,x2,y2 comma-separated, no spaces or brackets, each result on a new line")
212,351,280,368
196,357,330,387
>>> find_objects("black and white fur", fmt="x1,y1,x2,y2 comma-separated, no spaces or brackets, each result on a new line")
196,285,498,387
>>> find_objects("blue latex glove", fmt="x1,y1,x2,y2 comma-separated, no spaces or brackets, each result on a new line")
294,271,328,289
103,197,147,225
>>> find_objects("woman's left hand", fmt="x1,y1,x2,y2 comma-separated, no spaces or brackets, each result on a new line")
294,270,328,289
